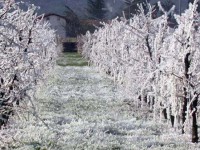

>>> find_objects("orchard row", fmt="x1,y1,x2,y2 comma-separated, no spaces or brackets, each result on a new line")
0,1,58,127
78,0,200,143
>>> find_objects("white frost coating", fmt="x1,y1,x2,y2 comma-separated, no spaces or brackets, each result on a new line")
0,64,198,149
0,0,58,129
79,1,200,142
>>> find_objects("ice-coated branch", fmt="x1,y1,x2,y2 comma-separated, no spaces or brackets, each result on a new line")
0,0,59,128
78,1,200,143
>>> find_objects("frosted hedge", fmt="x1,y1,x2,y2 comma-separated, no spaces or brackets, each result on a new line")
78,0,200,143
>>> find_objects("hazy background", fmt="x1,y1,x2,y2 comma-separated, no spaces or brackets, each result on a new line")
16,0,124,19
16,0,189,19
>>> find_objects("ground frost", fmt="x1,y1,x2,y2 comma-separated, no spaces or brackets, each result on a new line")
0,53,200,150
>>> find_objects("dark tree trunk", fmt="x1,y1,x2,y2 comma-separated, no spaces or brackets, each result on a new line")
183,52,199,142
145,35,152,60
162,107,174,126
191,96,199,143
182,87,188,134
170,115,175,127
162,108,167,120
181,52,190,134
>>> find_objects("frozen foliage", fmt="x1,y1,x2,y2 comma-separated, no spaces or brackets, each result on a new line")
0,0,58,128
78,0,200,143
0,57,200,149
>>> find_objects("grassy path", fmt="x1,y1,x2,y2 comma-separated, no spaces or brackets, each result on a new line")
1,53,199,150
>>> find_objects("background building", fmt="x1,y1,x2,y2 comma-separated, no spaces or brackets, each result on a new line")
44,13,67,39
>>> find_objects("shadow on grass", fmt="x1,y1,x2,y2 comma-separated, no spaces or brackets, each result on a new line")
56,52,88,67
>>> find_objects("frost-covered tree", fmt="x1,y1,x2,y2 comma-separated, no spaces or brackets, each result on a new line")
161,0,200,142
78,0,200,143
188,0,200,12
0,0,58,127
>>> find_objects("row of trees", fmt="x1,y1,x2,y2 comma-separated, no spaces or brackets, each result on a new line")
0,0,58,127
78,0,200,143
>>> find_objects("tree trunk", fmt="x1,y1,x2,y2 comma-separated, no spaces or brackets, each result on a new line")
182,52,190,134
191,96,198,143
162,108,167,120
182,88,188,134
170,115,175,127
